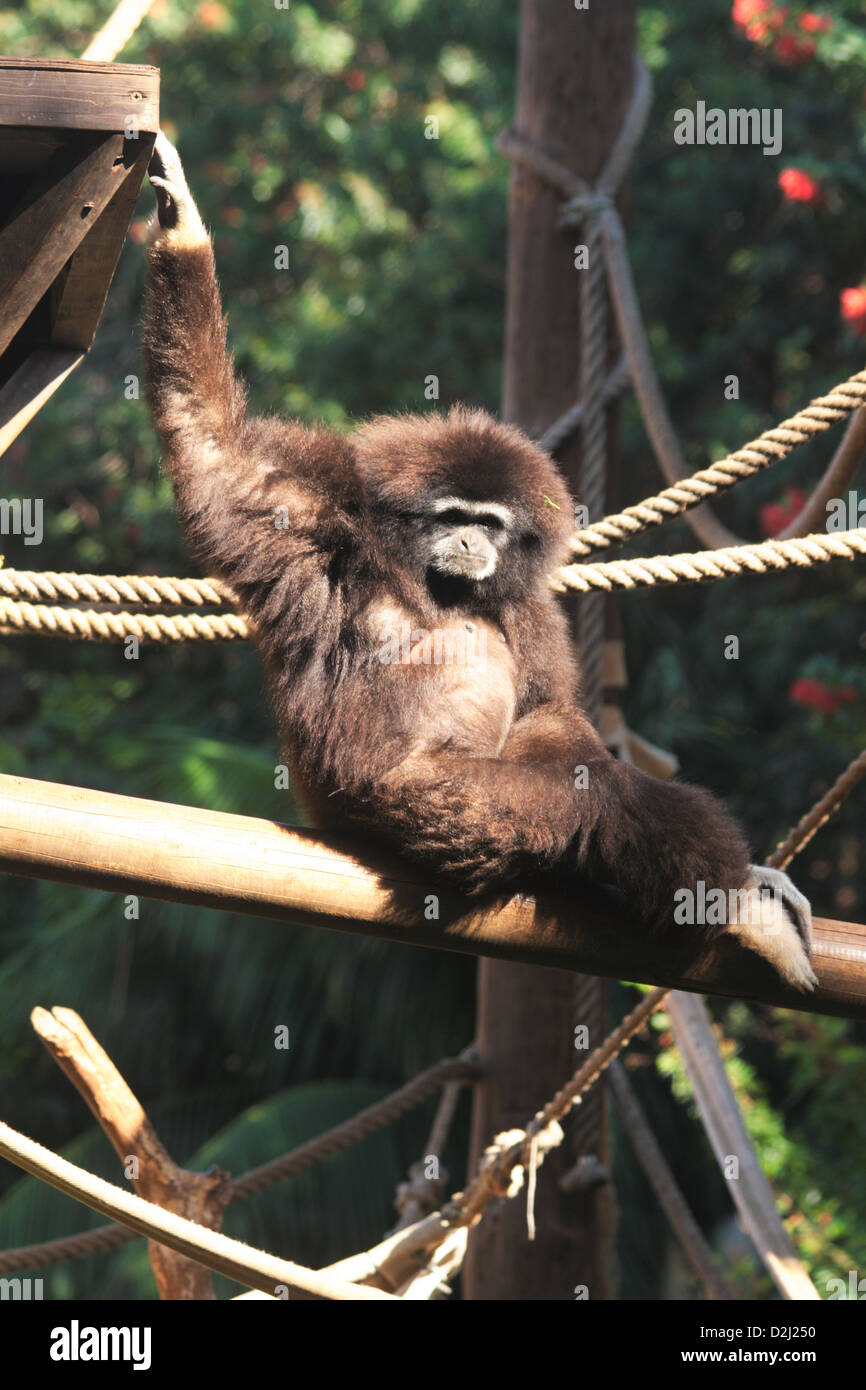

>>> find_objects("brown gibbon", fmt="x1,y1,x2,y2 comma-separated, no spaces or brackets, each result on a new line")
142,134,815,991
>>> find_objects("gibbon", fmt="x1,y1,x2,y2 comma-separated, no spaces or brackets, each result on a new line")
143,134,814,990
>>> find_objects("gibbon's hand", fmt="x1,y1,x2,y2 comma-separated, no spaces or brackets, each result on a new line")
147,131,207,245
728,864,816,992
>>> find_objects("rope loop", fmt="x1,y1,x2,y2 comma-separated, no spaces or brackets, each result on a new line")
560,189,614,223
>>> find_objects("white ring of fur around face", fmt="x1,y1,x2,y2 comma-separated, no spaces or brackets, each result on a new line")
428,498,513,582
429,497,515,528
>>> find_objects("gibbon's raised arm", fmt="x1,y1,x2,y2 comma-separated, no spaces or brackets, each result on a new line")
142,135,361,611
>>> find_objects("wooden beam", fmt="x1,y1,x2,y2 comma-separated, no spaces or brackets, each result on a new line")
0,348,83,455
50,137,154,350
0,133,133,357
0,773,864,1020
0,58,159,451
0,58,159,134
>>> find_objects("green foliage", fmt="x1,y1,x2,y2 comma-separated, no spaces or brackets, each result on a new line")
0,0,864,1299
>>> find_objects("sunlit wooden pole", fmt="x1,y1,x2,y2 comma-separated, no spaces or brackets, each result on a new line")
0,773,863,1018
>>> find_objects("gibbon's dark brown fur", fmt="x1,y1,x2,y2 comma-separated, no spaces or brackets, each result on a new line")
141,145,815,987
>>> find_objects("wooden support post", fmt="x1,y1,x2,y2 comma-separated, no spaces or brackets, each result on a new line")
0,58,159,454
464,0,637,1300
1,773,864,1021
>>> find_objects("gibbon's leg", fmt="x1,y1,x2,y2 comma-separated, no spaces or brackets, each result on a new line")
370,711,814,990
501,703,814,988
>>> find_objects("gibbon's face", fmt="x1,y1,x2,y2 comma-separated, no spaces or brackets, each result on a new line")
352,407,575,608
427,499,512,582
405,492,542,601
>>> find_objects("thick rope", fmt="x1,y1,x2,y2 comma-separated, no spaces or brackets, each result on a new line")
575,212,608,725
555,528,866,593
231,1053,480,1202
498,60,736,551
0,1052,480,1273
1,528,862,641
81,0,159,62
596,204,740,550
537,356,628,455
571,198,607,1149
0,1221,133,1274
0,598,249,643
780,404,866,539
7,526,863,611
513,64,653,1183
444,985,667,1228
569,369,866,557
769,747,866,872
0,570,234,608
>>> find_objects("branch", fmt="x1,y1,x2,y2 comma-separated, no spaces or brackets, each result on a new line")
31,1006,231,1299
0,1120,394,1300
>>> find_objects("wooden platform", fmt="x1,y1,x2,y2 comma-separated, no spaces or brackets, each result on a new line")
0,57,160,455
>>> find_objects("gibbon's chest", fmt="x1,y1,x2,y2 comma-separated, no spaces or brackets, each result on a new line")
363,597,518,754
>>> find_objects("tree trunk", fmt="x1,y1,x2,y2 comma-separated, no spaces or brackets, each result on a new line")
463,0,637,1301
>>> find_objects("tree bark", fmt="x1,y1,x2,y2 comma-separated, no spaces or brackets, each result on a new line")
463,0,637,1301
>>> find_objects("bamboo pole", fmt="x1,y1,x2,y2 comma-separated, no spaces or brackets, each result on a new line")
1,773,864,1019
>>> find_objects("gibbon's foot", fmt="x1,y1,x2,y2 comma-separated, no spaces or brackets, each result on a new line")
147,131,208,249
727,864,817,992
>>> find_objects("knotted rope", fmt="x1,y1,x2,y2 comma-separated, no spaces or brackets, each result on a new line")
501,56,866,557
569,369,866,557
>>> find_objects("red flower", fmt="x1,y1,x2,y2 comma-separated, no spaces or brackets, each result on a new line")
759,487,808,537
799,12,831,33
840,286,866,335
773,33,816,64
195,1,228,31
778,168,822,204
345,69,366,91
732,0,787,40
790,678,856,714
